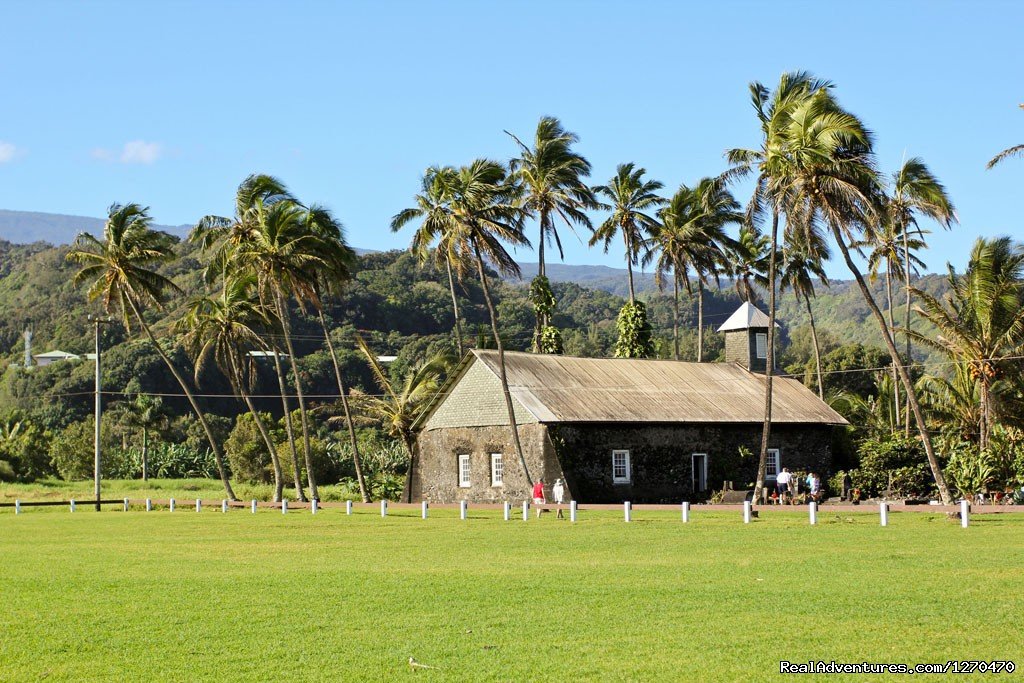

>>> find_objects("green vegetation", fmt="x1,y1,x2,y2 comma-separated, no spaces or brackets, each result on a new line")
1,510,1021,681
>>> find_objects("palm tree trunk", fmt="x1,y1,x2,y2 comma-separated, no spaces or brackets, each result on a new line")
272,349,305,501
672,275,680,361
444,255,465,358
697,280,705,363
229,356,284,501
979,374,990,453
402,432,417,504
902,225,914,437
805,296,824,400
830,223,953,504
885,265,901,429
128,298,236,500
474,245,532,488
275,289,318,502
624,230,636,303
141,427,148,482
538,210,547,279
755,210,779,505
317,308,369,503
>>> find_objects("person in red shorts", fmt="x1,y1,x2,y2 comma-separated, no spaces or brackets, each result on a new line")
532,479,545,517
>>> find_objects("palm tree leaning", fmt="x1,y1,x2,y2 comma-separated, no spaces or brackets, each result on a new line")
909,237,1024,452
391,166,469,357
887,157,956,433
446,159,534,487
591,163,665,303
177,274,286,501
987,104,1024,169
779,231,830,399
67,203,237,499
353,336,450,503
507,117,596,347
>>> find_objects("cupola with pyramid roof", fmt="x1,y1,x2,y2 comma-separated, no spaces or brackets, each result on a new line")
717,302,779,373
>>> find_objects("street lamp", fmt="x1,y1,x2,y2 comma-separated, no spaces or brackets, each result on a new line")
87,315,112,511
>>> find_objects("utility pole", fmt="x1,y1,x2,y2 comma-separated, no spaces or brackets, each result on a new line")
88,315,112,511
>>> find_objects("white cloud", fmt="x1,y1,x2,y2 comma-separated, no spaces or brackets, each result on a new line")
91,140,162,164
0,141,19,163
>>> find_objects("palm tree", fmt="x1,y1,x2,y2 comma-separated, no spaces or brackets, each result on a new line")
507,117,596,346
303,204,371,503
726,224,769,304
353,336,450,502
112,388,169,482
987,104,1024,168
779,231,830,399
192,175,306,499
909,237,1024,451
887,158,956,433
646,178,739,360
446,159,533,486
177,274,286,500
67,203,237,499
591,163,665,302
391,166,468,357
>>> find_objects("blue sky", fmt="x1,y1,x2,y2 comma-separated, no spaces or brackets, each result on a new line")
1,0,1020,277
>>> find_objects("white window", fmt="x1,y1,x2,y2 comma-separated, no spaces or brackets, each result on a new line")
458,454,471,488
612,450,631,483
755,333,767,359
490,453,503,487
766,449,780,479
692,453,708,492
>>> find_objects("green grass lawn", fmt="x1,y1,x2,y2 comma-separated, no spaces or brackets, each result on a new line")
1,478,331,504
1,505,1021,682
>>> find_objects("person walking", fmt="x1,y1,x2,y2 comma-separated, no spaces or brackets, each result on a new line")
809,472,822,503
552,478,566,518
776,468,793,505
532,479,546,518
841,471,852,501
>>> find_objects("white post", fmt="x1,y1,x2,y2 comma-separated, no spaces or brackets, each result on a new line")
123,498,129,512
169,498,176,512
503,501,511,521
380,500,388,517
195,499,201,513
682,501,690,523
570,500,577,523
743,500,752,524
421,501,428,519
15,499,20,515
221,499,228,514
879,502,888,527
522,500,529,521
70,499,76,513
311,499,318,515
251,499,257,514
146,498,152,512
809,501,817,525
346,500,353,515
282,499,288,515
460,500,468,520
624,501,632,523
960,500,969,528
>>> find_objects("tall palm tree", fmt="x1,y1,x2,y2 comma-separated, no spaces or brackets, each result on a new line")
507,117,596,346
192,174,306,498
987,104,1024,168
177,275,286,501
111,388,169,482
303,204,371,503
446,159,533,486
391,166,468,357
727,224,769,304
645,178,739,360
591,163,665,303
887,158,956,432
779,231,830,399
353,336,450,502
67,203,236,499
909,237,1024,451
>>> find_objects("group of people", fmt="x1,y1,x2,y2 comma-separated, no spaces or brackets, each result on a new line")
774,468,823,504
532,478,566,518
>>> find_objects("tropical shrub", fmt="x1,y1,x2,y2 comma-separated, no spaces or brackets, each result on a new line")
614,301,654,358
224,412,275,484
848,433,933,499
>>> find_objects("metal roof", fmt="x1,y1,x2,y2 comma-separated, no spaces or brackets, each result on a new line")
463,350,847,425
33,350,80,359
717,302,778,332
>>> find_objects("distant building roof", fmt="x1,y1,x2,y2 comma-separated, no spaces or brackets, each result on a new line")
33,350,80,360
247,350,288,358
420,350,847,428
717,302,779,332
377,355,398,363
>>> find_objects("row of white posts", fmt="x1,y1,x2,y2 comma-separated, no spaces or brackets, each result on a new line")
15,498,973,527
